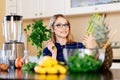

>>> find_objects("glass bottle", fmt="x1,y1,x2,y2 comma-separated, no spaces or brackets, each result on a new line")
23,50,29,64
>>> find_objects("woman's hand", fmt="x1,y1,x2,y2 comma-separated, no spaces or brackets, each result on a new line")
46,39,57,59
83,33,97,48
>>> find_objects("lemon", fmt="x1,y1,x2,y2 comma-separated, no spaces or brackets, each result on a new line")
46,67,58,74
34,66,46,74
54,65,67,74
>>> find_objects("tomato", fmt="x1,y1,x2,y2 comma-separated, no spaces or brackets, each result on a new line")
15,57,24,68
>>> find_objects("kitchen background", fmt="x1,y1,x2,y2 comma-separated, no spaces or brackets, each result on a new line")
0,0,120,59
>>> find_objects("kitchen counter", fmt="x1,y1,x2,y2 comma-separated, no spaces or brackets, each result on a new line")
0,68,120,80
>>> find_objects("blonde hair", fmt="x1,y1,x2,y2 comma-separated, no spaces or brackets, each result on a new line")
48,14,74,44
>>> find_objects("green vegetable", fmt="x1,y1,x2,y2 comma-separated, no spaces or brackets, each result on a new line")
52,46,55,49
67,50,101,72
24,20,52,58
22,62,37,71
86,13,101,36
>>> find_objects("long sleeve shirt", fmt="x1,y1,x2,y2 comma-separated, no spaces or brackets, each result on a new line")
42,42,85,63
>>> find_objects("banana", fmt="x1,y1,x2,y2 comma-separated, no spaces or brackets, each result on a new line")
39,56,58,67
54,64,67,74
35,56,67,74
34,66,46,74
46,67,58,74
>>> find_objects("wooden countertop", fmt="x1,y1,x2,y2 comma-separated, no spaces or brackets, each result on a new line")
0,68,120,80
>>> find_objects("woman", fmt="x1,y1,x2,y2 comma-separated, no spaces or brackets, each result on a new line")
42,14,96,63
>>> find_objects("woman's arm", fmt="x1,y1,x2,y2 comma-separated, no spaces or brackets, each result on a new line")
46,40,57,59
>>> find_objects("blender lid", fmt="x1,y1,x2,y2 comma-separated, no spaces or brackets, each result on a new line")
5,15,22,21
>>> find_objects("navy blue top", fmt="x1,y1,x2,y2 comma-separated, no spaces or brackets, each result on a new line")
42,42,85,63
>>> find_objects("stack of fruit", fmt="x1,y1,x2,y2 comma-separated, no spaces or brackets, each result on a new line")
34,56,67,74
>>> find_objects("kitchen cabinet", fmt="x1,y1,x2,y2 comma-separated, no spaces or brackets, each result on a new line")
6,0,65,19
6,0,120,18
43,0,65,17
21,0,43,19
6,0,21,15
65,0,120,15
21,0,64,19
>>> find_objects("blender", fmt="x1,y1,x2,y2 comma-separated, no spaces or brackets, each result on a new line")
2,15,25,59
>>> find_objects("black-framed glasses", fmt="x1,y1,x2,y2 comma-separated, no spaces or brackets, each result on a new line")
54,23,69,28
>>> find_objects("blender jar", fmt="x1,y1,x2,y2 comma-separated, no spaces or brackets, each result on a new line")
3,15,23,42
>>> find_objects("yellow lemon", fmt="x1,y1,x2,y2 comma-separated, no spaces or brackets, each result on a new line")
34,66,46,74
54,64,67,74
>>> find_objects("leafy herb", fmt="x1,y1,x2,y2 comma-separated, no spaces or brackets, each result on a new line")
24,20,52,58
67,50,101,72
22,62,37,71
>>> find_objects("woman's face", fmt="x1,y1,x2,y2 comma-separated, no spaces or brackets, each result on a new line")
53,17,69,39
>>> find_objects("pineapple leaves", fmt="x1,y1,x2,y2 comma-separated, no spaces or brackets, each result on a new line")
24,20,52,58
87,13,110,48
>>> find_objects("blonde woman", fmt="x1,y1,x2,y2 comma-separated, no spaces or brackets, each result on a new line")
42,14,96,63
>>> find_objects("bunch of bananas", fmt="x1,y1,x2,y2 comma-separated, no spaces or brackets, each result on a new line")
34,56,67,74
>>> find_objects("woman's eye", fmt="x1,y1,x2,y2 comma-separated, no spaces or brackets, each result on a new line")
54,23,69,28
63,24,68,26
56,24,61,27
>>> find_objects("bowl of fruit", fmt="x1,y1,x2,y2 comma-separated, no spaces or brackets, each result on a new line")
63,48,105,72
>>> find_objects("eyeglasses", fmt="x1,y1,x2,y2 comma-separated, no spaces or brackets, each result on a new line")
54,23,69,28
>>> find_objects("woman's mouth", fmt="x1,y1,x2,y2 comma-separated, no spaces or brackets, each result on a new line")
60,31,67,34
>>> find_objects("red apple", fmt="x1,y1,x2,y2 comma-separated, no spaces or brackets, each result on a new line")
15,57,24,68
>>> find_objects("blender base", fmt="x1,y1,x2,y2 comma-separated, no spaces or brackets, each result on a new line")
2,42,25,58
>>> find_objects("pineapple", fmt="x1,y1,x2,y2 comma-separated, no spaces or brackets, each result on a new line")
87,13,113,70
